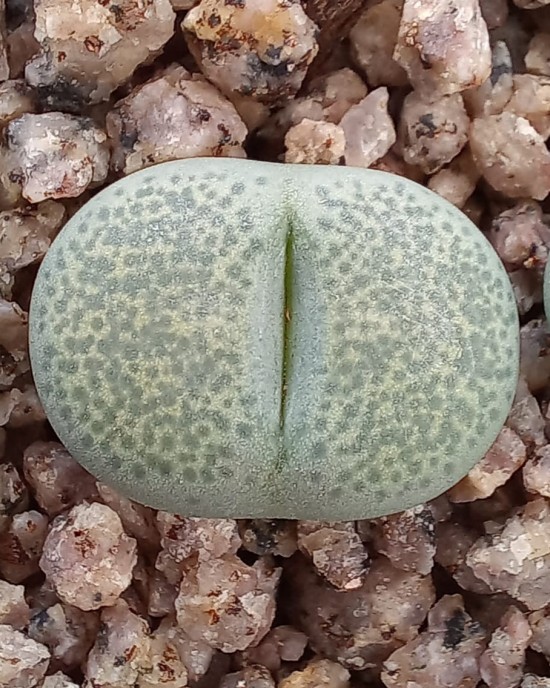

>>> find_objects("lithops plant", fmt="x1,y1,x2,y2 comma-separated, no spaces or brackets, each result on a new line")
29,158,519,520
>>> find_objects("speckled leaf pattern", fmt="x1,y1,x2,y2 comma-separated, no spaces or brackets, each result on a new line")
29,158,519,519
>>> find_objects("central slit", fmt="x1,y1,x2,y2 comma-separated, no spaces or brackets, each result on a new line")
280,222,293,428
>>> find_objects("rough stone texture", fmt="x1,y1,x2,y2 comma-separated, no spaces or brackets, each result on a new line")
28,602,100,674
175,555,280,652
507,378,547,448
526,33,550,76
398,91,469,173
505,75,550,138
6,23,39,80
297,521,368,589
25,0,176,108
394,0,491,96
381,595,488,688
427,149,479,208
435,521,493,594
238,520,297,558
0,462,28,534
0,624,50,688
0,80,36,127
0,201,65,300
366,505,436,575
489,202,548,271
39,502,138,611
349,0,408,87
23,441,98,517
241,625,308,672
467,498,550,610
182,0,319,104
84,599,151,687
0,386,46,428
284,119,345,165
0,299,30,388
523,445,550,498
220,665,275,688
470,113,550,200
107,65,247,176
522,677,550,688
96,483,159,555
464,40,513,117
480,606,532,688
257,68,367,148
448,427,527,502
0,579,30,629
41,674,80,688
279,659,350,688
5,113,109,203
340,87,396,168
286,555,435,671
520,320,550,394
0,510,49,583
528,608,550,659
137,619,188,688
510,269,543,317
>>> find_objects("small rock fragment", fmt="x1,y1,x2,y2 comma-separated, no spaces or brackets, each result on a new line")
340,87,396,168
23,442,98,517
0,80,35,127
257,68,367,149
285,555,435,671
464,40,513,118
427,148,480,208
398,91,469,174
520,320,550,394
394,0,491,96
513,0,550,7
435,521,493,594
467,498,550,610
175,555,280,653
489,202,548,270
528,608,550,659
182,0,319,104
137,619,188,688
505,75,550,138
147,569,178,618
480,606,532,688
0,299,29,388
381,595,488,688
522,677,550,688
0,510,49,583
25,0,175,107
0,462,28,534
41,673,79,688
526,33,550,76
40,502,137,611
284,119,345,165
0,579,30,629
28,603,99,673
6,22,39,79
367,505,436,575
220,665,275,688
238,520,297,558
279,659,350,688
0,625,50,688
523,445,550,498
0,202,65,299
156,513,241,584
96,483,159,554
0,386,46,428
107,65,247,176
5,113,109,203
507,378,547,449
297,521,368,589
470,113,550,200
349,0,407,87
448,427,527,502
85,599,151,687
510,270,543,317
241,625,308,672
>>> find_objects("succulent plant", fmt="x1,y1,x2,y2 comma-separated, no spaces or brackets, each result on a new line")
30,157,519,520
